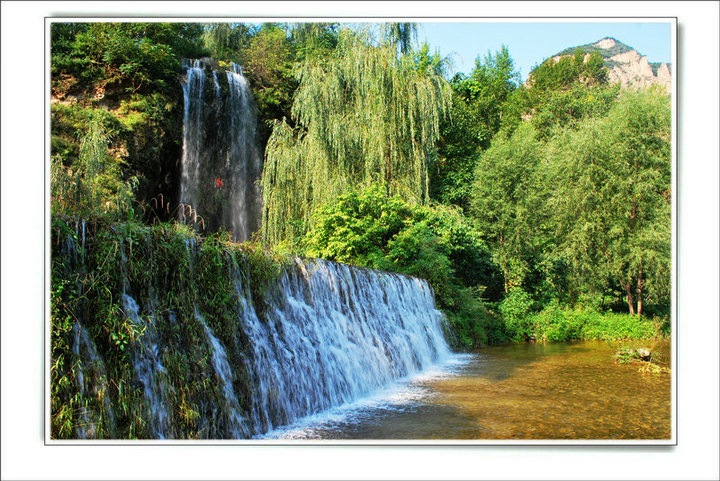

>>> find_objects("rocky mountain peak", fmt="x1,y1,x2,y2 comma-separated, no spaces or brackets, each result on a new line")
593,37,617,49
553,37,671,91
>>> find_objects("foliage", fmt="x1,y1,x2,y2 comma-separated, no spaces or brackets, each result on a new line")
549,87,671,315
242,24,298,141
382,22,418,55
413,42,454,78
289,22,340,61
51,22,206,96
526,49,607,92
527,302,668,343
262,28,451,245
50,217,287,439
499,287,535,341
470,122,544,292
527,82,621,140
201,23,253,64
302,184,504,348
432,46,520,210
499,50,615,137
51,108,138,219
467,73,669,319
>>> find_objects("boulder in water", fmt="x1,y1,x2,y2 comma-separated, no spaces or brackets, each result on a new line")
636,348,651,361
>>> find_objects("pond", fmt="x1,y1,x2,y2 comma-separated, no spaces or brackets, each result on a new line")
262,339,671,440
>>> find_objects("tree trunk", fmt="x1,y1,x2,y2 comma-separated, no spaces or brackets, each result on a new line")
385,148,391,197
636,265,643,317
620,280,635,315
500,233,509,293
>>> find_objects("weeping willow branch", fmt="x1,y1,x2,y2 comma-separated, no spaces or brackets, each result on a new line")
261,29,451,244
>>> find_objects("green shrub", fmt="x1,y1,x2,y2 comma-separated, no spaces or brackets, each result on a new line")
525,302,667,342
302,184,502,349
498,287,534,341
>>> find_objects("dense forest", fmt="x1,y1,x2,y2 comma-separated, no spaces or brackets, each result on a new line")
51,21,670,369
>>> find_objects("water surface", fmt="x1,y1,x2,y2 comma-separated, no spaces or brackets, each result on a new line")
264,339,671,440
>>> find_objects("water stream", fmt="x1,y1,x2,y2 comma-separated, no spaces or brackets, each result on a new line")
264,339,671,440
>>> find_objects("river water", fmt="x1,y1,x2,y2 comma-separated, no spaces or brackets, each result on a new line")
262,339,671,440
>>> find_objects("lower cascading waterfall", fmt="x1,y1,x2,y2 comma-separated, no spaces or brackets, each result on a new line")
242,259,452,435
62,235,452,439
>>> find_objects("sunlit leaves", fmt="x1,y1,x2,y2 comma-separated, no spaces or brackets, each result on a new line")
262,29,451,244
549,87,671,312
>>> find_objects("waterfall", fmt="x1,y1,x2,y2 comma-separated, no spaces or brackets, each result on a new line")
122,293,172,439
72,321,115,439
234,258,452,435
198,314,251,438
55,225,453,439
180,59,262,242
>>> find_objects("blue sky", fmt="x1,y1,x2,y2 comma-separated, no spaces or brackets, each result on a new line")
415,22,673,80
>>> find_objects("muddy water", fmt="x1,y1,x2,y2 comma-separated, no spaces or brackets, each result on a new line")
265,339,671,440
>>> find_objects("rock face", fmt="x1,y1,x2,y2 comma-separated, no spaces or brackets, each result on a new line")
601,40,671,90
553,37,671,91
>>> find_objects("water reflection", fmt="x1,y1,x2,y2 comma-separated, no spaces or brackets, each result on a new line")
266,340,671,440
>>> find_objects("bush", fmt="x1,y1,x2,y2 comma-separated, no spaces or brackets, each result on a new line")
303,184,502,348
499,287,534,341
525,302,667,342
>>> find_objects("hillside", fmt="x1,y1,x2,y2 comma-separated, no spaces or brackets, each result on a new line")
553,37,671,90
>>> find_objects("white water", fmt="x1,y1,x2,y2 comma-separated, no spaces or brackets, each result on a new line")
260,354,472,440
122,293,172,438
198,314,251,438
71,321,116,439
180,59,262,241
65,232,454,438
235,258,453,435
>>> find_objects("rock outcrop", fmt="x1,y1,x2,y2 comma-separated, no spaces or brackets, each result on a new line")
602,41,671,90
552,37,671,91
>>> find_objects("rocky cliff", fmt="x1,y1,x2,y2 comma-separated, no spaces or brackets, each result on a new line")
554,37,671,90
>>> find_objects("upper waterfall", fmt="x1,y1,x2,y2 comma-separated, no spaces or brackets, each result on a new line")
180,59,263,242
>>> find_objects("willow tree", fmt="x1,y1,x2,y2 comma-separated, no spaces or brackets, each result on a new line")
261,29,451,244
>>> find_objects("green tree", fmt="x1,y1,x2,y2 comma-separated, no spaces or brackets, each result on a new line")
382,22,418,55
51,22,205,96
470,122,544,293
527,49,607,92
432,46,519,210
51,110,137,218
499,50,613,138
261,29,451,244
201,23,253,63
413,42,454,78
549,88,671,316
289,22,340,61
528,82,621,140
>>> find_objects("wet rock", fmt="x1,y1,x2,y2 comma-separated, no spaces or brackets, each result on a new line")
636,348,651,361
